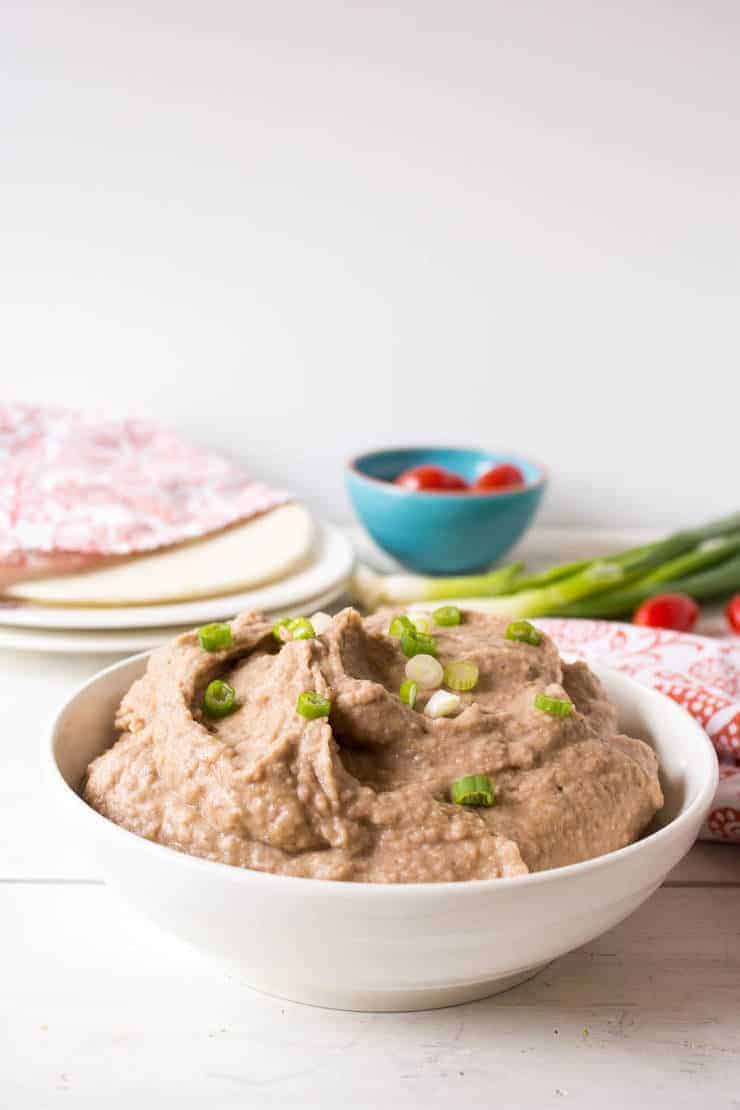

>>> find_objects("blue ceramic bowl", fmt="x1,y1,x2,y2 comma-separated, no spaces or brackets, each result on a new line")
346,447,547,575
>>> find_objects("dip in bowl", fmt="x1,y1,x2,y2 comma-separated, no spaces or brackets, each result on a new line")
345,446,547,574
46,608,717,1011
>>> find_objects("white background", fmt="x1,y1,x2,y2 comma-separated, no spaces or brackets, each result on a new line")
2,1,738,527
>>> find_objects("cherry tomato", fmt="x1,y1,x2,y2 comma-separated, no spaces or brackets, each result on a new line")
726,594,740,634
394,464,468,492
473,463,525,492
633,593,699,632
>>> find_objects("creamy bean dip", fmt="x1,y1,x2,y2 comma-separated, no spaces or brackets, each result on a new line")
84,608,663,882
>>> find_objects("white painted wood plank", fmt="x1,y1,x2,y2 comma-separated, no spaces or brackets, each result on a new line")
667,841,740,885
0,648,113,880
2,884,739,1108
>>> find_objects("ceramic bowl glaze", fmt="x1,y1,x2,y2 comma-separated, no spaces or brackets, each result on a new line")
345,447,547,574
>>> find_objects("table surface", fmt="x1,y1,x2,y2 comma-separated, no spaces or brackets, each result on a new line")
3,529,739,1108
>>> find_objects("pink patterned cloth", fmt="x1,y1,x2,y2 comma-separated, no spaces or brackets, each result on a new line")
539,619,740,843
0,403,289,573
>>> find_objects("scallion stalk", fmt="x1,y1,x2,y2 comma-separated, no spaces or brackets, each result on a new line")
351,512,740,619
560,547,740,619
351,562,524,609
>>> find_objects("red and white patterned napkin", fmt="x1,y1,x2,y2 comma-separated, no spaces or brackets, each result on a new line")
0,403,289,577
539,619,740,843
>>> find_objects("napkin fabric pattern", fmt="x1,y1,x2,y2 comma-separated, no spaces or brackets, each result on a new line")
0,403,289,567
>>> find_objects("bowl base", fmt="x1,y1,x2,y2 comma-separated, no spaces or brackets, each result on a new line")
236,963,550,1013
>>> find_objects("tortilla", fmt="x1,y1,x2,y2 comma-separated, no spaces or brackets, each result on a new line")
5,504,314,607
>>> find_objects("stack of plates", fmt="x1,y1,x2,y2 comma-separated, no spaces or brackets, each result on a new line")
0,510,353,655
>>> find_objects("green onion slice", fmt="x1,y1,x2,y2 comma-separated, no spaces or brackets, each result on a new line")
405,653,444,689
399,679,418,709
287,617,315,641
505,619,542,646
408,611,432,634
425,690,461,718
389,614,416,638
309,611,332,635
203,679,236,719
198,622,233,652
534,692,573,717
443,659,479,692
272,617,292,642
450,774,495,807
296,691,332,719
433,605,462,627
400,630,438,658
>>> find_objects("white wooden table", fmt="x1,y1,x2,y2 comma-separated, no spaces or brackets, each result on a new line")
3,528,740,1107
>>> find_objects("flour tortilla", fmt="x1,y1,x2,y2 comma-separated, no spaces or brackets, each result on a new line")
5,504,314,607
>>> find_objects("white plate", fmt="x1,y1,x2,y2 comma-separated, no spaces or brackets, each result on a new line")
5,504,314,607
0,583,350,655
0,522,353,631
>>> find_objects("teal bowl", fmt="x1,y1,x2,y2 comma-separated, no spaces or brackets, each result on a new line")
345,447,547,574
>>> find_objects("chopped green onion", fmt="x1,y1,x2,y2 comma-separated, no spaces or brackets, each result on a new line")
204,679,236,719
198,622,233,652
450,774,495,807
425,690,461,718
296,691,332,719
433,605,462,627
389,614,416,638
505,619,542,646
287,617,315,641
405,653,444,689
443,659,479,692
309,611,332,635
400,630,438,658
399,679,418,709
408,611,432,634
272,617,292,642
534,692,573,717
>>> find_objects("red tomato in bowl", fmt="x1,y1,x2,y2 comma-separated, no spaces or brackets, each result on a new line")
726,594,740,634
473,464,525,492
394,465,468,492
633,593,699,632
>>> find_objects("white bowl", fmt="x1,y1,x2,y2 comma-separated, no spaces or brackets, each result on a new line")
45,653,718,1012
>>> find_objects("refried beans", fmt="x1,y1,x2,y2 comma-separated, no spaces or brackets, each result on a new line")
83,607,663,882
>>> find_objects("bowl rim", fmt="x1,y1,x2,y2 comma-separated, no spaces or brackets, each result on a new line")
346,445,549,499
45,651,718,901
